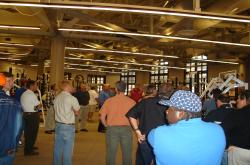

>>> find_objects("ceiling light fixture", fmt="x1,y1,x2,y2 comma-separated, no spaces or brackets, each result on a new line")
0,57,21,60
0,42,34,47
60,28,250,47
65,62,152,72
66,55,186,70
65,67,121,74
0,52,30,56
192,59,239,65
0,25,40,30
0,2,249,23
65,47,178,59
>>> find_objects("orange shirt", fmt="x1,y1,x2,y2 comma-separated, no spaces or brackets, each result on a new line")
100,93,136,126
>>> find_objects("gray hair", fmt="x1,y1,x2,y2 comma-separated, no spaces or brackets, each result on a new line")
115,81,126,92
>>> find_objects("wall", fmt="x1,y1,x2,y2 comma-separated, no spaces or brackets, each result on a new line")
208,63,239,80
136,71,149,85
106,74,120,87
168,68,185,84
0,61,37,80
1,60,246,88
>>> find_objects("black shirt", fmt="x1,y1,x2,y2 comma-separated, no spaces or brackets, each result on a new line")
221,104,250,150
73,91,90,106
126,96,168,136
203,104,234,125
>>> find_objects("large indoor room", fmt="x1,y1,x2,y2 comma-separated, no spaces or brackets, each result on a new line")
0,0,250,165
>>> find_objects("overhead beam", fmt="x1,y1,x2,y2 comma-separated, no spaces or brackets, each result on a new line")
63,10,148,43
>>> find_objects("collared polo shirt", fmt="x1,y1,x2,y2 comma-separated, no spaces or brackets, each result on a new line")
148,118,226,165
21,89,40,112
126,96,167,135
100,93,136,126
54,91,80,124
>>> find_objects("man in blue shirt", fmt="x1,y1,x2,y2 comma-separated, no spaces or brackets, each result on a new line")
148,90,226,165
98,84,111,132
0,72,22,164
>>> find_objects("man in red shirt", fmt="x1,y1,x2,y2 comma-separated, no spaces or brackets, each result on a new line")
130,84,143,103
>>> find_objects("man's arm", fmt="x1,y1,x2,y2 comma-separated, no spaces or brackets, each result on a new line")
72,97,81,116
100,112,107,127
99,101,108,127
129,117,145,143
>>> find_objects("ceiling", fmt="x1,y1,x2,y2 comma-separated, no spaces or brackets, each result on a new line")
0,0,250,73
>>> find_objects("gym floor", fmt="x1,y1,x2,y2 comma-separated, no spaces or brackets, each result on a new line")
14,112,137,165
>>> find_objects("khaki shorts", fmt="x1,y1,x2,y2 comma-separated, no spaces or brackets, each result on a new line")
89,105,97,112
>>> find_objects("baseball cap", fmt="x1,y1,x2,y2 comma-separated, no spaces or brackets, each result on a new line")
0,73,6,86
159,90,202,113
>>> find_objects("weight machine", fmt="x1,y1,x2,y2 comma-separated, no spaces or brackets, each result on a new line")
200,70,248,98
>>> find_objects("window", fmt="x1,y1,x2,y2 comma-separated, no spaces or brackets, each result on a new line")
150,59,168,89
120,71,136,95
87,75,106,92
185,55,208,94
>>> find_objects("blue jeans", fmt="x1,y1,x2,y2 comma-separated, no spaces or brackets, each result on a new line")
136,141,154,165
0,153,15,165
53,123,75,165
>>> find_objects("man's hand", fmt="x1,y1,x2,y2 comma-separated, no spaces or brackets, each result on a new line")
227,146,235,152
74,110,80,116
135,130,145,143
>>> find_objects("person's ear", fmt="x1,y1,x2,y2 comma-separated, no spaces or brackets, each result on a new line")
176,111,185,119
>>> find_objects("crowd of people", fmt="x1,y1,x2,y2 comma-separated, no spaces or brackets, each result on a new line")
0,72,250,165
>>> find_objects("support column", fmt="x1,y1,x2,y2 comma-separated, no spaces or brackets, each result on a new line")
37,58,45,76
50,35,65,87
239,63,246,81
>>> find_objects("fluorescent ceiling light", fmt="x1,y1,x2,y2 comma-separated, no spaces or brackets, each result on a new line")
60,28,250,47
0,57,21,60
30,64,38,67
0,42,34,47
0,52,30,56
65,47,178,59
65,62,152,72
0,25,40,30
0,2,250,23
66,55,186,70
65,67,120,74
192,59,239,65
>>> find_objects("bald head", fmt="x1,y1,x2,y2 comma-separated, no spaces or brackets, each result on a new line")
60,80,74,93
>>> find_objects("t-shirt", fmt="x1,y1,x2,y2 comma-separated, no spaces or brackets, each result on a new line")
148,118,226,165
21,89,40,112
126,96,167,135
73,90,90,106
88,90,99,105
221,104,250,150
203,104,234,125
100,93,136,126
203,98,216,114
99,90,110,107
130,88,143,103
54,91,80,124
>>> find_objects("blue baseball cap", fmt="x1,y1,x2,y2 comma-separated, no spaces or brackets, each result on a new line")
159,90,202,113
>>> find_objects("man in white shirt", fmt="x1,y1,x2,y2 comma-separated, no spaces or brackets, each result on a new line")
53,80,80,165
88,86,99,121
21,80,41,156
